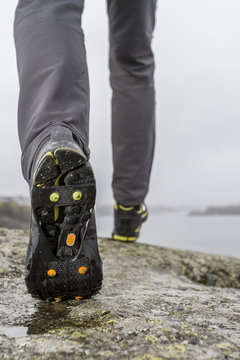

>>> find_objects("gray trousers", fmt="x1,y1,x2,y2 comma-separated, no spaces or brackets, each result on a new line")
14,0,157,206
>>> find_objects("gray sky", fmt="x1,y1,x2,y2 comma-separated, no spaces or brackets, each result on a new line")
1,0,240,208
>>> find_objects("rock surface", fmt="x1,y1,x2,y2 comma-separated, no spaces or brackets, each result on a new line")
0,228,240,359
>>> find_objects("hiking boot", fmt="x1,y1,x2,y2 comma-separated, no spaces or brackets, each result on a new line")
112,202,148,242
26,125,103,301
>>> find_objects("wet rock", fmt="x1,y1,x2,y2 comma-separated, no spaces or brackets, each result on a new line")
0,228,240,359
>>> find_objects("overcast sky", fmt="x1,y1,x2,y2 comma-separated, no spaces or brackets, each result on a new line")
1,0,240,208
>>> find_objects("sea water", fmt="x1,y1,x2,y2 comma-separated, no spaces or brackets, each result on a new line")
96,212,240,259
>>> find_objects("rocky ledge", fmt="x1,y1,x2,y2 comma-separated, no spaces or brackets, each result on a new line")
0,228,240,360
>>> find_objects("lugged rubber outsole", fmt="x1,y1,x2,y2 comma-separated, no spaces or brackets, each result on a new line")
26,148,102,301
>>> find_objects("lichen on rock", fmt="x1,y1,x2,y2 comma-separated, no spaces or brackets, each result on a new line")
0,228,240,359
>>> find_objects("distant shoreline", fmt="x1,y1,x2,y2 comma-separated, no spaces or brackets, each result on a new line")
1,196,240,230
190,205,240,216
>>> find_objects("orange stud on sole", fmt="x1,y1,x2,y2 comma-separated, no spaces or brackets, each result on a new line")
47,269,56,277
78,266,88,275
53,297,62,302
75,296,84,300
66,233,76,247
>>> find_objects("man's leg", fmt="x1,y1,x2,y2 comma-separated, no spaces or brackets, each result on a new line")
14,0,90,182
13,0,102,300
107,0,157,206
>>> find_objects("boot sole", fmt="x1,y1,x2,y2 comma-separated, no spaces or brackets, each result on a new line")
27,148,102,301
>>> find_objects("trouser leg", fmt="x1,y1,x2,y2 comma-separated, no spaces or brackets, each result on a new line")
107,0,157,206
14,0,89,182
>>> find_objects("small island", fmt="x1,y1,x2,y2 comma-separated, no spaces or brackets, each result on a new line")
190,205,240,216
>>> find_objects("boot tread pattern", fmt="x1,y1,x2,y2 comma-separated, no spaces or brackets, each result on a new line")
27,148,102,300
